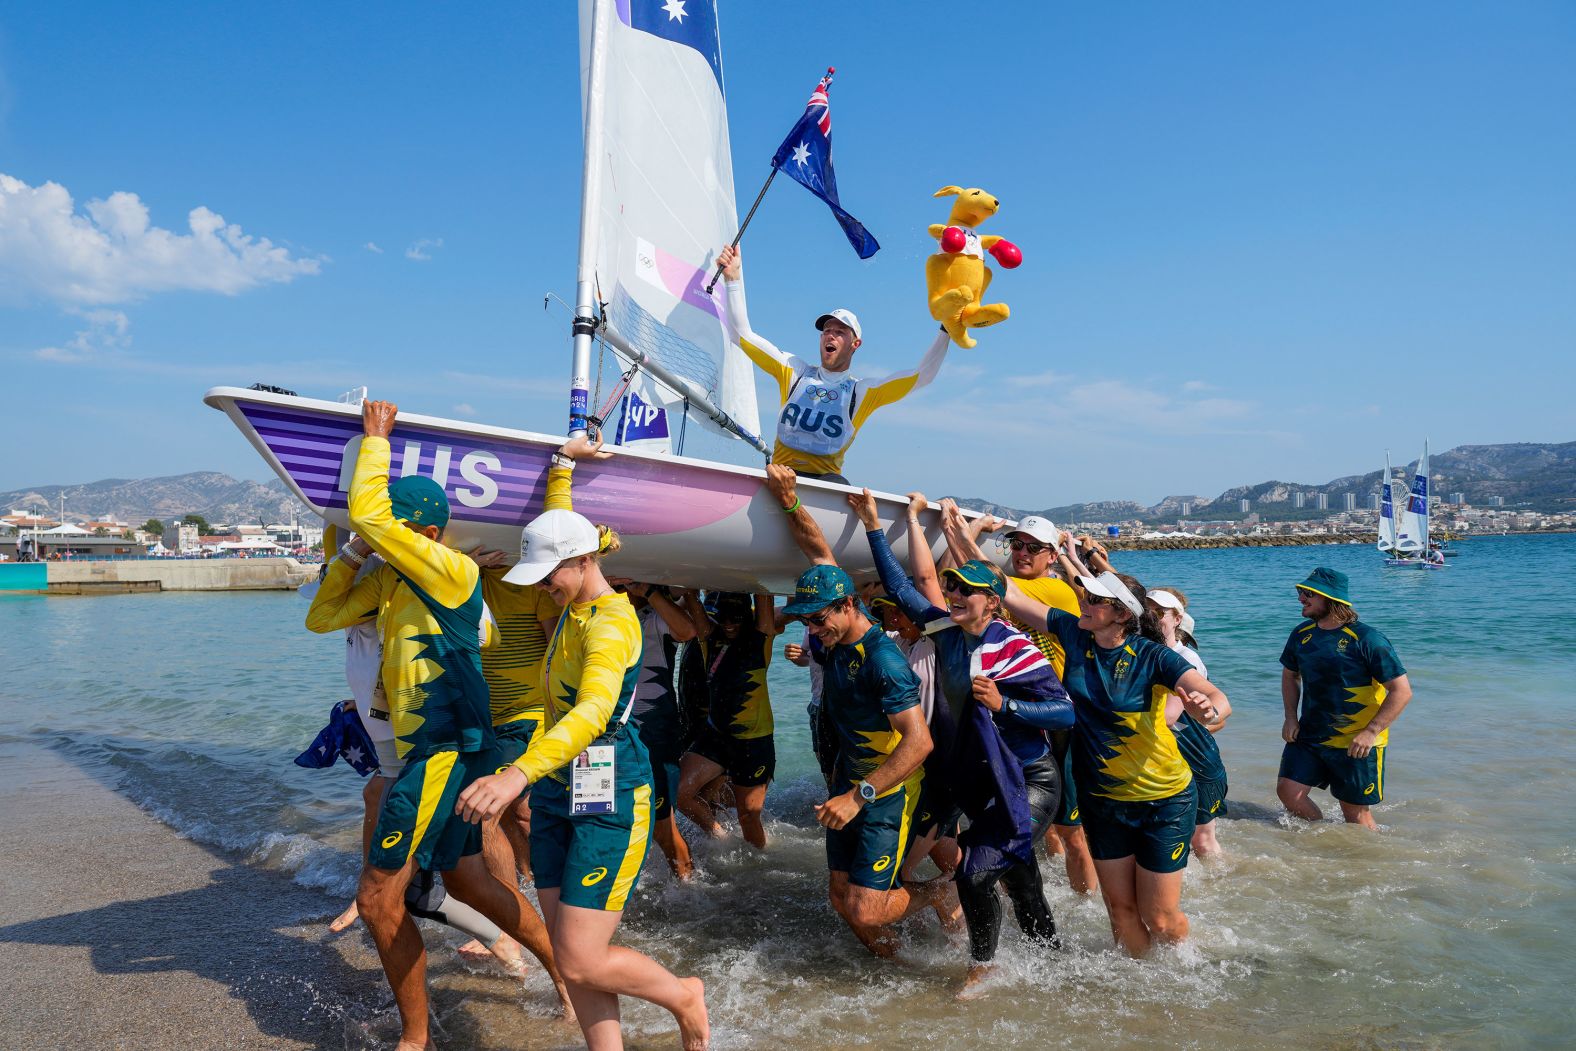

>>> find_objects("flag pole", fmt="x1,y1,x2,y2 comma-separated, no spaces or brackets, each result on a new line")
704,166,779,295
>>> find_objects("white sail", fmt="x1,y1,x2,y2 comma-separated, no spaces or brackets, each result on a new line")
577,0,762,465
1377,452,1398,553
1394,441,1430,555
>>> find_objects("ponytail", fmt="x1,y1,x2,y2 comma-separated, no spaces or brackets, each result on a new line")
596,524,622,557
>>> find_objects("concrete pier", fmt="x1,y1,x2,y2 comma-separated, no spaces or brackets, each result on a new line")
0,558,317,594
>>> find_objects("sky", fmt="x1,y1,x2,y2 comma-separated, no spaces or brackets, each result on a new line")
2,2,1573,508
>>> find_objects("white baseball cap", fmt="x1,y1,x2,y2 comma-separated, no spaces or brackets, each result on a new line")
1146,589,1185,612
1180,612,1197,637
1078,571,1144,620
814,308,862,341
503,509,601,585
1008,515,1060,548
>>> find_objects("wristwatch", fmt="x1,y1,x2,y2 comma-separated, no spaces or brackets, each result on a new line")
858,781,877,804
550,453,576,471
1005,699,1020,716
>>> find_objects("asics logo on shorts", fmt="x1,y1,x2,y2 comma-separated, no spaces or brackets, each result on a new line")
753,765,766,779
581,866,609,887
1364,782,1376,794
872,855,892,873
381,831,405,849
1210,800,1221,814
1170,843,1185,861
919,811,931,822
1068,808,1079,821
654,796,666,810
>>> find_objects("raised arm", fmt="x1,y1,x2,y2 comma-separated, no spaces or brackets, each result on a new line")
1003,577,1055,630
305,545,384,634
848,329,952,430
642,584,697,644
766,464,835,566
755,592,782,639
903,493,944,607
850,488,945,626
720,246,797,401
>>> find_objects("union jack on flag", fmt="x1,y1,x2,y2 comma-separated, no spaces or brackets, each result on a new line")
770,67,880,259
970,620,1069,701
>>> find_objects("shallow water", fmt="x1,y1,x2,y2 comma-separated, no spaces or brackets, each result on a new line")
3,534,1573,1048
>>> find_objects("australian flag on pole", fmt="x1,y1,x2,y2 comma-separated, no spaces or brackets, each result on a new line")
770,69,880,259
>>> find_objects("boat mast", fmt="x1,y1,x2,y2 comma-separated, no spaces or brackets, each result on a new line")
569,0,613,439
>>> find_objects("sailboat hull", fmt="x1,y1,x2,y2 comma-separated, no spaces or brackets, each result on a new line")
205,386,984,593
1383,558,1446,570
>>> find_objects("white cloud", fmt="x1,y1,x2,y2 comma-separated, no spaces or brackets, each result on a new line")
406,237,443,261
364,241,384,254
1181,379,1213,392
1006,369,1067,389
0,172,322,306
452,403,478,418
34,308,131,363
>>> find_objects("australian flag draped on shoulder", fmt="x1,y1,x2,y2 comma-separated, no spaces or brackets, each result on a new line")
770,68,880,259
951,621,1069,877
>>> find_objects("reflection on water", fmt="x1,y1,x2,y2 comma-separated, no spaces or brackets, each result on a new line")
4,535,1574,1048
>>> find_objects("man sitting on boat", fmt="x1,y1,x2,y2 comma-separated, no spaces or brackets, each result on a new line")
718,244,950,484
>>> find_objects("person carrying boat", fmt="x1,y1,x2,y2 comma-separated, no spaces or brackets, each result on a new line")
718,244,950,484
1147,587,1232,858
765,465,956,957
854,491,1072,997
674,591,780,850
455,436,709,1051
306,399,570,1049
1277,568,1413,830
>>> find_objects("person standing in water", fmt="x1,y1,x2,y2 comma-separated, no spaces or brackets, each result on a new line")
1278,567,1412,830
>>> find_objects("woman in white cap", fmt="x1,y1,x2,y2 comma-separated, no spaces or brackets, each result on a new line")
1147,587,1231,859
1001,566,1230,959
456,436,709,1051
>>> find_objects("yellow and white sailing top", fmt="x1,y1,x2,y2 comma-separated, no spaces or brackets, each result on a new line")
725,279,950,476
479,569,562,729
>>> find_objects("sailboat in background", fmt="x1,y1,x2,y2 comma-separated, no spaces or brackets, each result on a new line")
1384,440,1445,570
1376,452,1399,556
204,0,985,593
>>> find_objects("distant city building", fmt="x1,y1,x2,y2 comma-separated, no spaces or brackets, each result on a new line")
1342,493,1356,511
1238,498,1251,513
1491,496,1505,507
1368,493,1381,510
1179,502,1192,517
1315,493,1329,510
1449,492,1465,505
1293,491,1306,509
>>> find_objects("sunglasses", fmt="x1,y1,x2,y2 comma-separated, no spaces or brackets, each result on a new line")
802,604,842,627
1083,593,1113,607
1008,538,1051,555
943,575,992,597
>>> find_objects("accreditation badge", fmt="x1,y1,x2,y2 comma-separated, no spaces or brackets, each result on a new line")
570,744,617,815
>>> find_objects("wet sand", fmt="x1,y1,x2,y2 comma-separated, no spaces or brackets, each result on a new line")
0,740,369,1048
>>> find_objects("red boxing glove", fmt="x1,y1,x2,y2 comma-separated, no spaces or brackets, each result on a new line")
940,226,966,253
988,239,1022,268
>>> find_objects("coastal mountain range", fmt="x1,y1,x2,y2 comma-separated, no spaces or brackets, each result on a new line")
2,441,1571,528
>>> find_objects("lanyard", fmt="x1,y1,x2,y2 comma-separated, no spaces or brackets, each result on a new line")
543,602,637,733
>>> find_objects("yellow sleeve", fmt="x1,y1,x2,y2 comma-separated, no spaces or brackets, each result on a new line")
544,464,574,513
850,331,951,430
349,436,477,608
513,607,638,783
726,279,795,402
305,558,384,633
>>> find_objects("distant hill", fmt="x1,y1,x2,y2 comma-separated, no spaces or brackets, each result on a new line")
948,440,1576,523
0,472,298,527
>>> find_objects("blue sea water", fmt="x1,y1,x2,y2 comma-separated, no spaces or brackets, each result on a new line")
2,534,1573,1049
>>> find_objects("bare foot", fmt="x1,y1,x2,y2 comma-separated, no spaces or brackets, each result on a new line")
328,899,360,932
956,963,995,1002
394,1039,436,1051
553,975,576,1025
456,938,491,962
675,975,709,1050
931,882,965,936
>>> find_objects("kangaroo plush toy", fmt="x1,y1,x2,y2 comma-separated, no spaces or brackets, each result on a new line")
926,185,1022,348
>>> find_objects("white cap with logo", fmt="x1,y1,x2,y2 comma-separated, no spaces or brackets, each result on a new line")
814,308,862,341
1008,515,1060,548
503,509,601,585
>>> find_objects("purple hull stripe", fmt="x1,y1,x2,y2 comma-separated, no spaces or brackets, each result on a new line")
238,402,752,534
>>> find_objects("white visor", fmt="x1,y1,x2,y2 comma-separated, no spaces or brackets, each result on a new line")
1078,571,1144,620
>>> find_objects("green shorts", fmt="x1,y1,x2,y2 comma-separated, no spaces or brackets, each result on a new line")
1054,746,1082,827
368,749,494,872
826,773,922,891
1279,739,1385,807
634,709,684,821
529,775,654,912
690,724,775,787
1081,785,1197,874
493,714,542,769
1193,774,1229,825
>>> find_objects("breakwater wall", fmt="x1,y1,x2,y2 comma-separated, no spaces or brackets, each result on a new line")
1,558,317,594
1104,533,1379,552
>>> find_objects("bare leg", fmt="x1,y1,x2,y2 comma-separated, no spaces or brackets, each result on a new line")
333,775,390,932
540,889,710,1050
462,813,523,963
1052,824,1099,894
1191,818,1222,858
828,872,932,958
1135,866,1189,947
356,860,431,1050
442,853,572,1019
1277,778,1323,822
1092,856,1151,959
732,782,769,850
651,814,694,879
501,792,533,879
676,753,728,839
1338,800,1378,830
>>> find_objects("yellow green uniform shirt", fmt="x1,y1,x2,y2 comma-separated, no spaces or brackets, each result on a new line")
1008,574,1081,678
305,435,492,762
511,465,643,787
700,629,775,740
479,568,562,727
725,279,949,476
